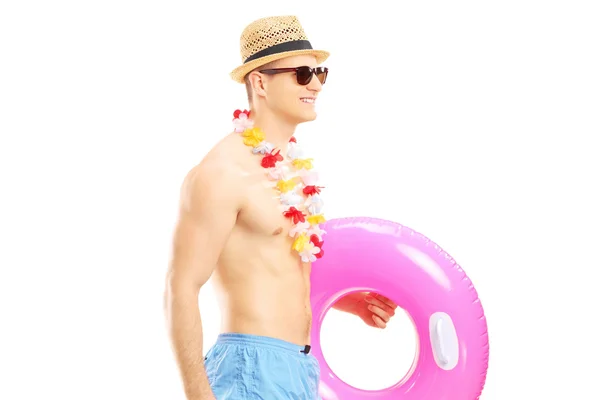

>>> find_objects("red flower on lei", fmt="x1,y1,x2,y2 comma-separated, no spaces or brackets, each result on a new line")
283,207,306,224
310,234,324,259
261,149,284,168
233,109,250,120
303,185,324,196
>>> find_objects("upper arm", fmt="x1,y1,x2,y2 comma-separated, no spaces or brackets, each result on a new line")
166,164,241,293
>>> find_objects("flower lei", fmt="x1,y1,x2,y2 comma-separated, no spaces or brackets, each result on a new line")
233,109,326,263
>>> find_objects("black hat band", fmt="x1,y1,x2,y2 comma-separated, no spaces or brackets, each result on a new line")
244,40,313,64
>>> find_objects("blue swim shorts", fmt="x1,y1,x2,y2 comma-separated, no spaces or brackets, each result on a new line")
204,333,322,399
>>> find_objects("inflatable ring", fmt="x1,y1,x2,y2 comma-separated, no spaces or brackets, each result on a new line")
310,217,489,400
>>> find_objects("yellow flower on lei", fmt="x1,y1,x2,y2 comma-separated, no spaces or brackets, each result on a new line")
307,214,326,225
241,127,265,147
292,233,310,252
277,178,299,193
292,158,313,170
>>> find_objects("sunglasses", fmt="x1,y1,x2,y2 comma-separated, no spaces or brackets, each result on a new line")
258,66,328,86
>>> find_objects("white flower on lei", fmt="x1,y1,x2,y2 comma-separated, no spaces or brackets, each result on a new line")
299,170,319,186
252,141,274,155
305,194,324,215
280,191,304,207
299,242,321,263
287,142,304,160
289,221,310,237
267,164,288,180
233,113,253,133
307,224,326,239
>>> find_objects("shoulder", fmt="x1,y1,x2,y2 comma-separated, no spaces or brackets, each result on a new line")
179,134,246,212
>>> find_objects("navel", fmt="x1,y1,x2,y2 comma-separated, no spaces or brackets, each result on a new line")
272,227,283,236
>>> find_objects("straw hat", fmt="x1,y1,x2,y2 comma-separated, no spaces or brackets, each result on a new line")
230,15,330,83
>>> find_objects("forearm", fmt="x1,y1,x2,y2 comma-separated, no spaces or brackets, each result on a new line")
332,291,366,315
165,285,215,400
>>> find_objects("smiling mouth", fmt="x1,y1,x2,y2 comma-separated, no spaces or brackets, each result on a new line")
300,97,316,104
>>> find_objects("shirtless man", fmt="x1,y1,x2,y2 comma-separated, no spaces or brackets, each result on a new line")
164,16,398,399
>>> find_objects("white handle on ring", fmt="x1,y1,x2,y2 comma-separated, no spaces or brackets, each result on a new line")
435,318,449,365
429,312,460,370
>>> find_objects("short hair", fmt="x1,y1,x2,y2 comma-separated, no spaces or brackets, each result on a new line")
244,74,253,105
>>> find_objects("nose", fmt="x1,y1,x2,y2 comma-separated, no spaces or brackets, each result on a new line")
306,71,323,93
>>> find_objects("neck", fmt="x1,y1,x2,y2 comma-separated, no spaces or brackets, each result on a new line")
250,107,297,153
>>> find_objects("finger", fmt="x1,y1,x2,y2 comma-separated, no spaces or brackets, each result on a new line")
366,296,395,316
374,294,398,309
367,293,394,309
368,304,391,323
372,314,387,329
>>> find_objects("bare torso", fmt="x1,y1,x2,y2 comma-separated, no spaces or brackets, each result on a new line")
199,132,313,346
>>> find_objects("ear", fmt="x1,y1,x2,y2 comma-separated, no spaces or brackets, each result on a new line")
247,71,268,98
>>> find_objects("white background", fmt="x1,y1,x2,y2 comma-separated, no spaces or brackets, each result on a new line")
1,0,599,399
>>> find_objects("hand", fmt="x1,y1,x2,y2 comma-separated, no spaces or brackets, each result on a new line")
355,293,398,329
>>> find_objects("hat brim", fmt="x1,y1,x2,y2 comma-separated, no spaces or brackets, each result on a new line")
230,49,330,83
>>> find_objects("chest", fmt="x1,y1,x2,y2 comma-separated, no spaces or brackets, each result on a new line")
240,173,296,238
234,142,327,264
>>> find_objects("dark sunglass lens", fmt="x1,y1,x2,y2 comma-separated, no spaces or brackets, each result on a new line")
316,68,328,85
296,67,313,85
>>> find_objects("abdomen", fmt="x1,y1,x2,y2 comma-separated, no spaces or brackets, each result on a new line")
214,254,313,346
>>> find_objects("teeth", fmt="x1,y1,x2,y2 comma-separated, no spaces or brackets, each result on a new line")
301,98,315,103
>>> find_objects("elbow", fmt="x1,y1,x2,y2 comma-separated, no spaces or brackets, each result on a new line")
163,271,201,328
163,269,201,306
163,271,174,319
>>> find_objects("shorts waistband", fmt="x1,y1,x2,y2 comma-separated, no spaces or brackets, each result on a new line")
216,333,312,355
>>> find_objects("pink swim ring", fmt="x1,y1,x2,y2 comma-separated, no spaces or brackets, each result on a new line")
310,217,489,400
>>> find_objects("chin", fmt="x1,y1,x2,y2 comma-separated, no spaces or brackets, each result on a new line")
297,110,318,123
284,106,317,125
